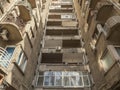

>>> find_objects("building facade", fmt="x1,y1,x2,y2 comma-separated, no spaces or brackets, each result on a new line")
0,0,120,90
0,0,44,90
33,0,93,90
74,0,120,90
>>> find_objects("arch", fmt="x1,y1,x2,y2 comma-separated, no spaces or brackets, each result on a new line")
104,16,120,43
27,0,36,8
89,0,99,9
96,2,113,23
0,22,23,42
17,2,31,22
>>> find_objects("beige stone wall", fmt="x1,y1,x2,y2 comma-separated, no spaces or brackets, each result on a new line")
74,0,120,90
0,0,44,90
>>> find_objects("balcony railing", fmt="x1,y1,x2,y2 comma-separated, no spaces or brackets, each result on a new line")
0,47,14,68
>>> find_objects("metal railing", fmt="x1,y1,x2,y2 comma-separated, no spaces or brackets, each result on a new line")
0,47,11,68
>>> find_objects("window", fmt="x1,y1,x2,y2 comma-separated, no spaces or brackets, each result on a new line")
61,15,72,19
0,3,4,13
37,71,91,88
92,24,103,44
30,27,34,38
115,47,120,56
80,0,82,6
16,51,27,72
6,0,10,3
102,51,115,72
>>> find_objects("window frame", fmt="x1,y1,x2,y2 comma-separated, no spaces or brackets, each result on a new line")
16,49,28,73
114,46,120,58
101,46,117,72
92,24,103,44
37,71,91,88
0,3,4,13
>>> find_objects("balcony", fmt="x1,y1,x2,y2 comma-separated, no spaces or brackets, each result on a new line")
35,71,91,89
96,2,113,24
48,14,76,20
49,5,73,10
44,39,81,48
49,8,73,13
3,1,32,35
41,52,84,64
0,45,27,73
51,0,73,5
41,53,63,63
0,46,15,68
101,45,120,88
17,0,32,22
46,29,78,36
27,0,36,8
62,40,81,48
89,0,98,9
3,0,32,23
47,21,78,27
41,48,83,53
0,23,22,42
46,26,78,29
45,36,80,40
104,16,120,44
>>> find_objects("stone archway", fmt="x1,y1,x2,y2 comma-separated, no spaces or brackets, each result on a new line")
104,16,120,44
96,3,113,24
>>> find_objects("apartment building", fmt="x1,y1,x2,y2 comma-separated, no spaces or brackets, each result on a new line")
0,0,44,90
0,0,120,90
33,0,93,90
74,0,120,90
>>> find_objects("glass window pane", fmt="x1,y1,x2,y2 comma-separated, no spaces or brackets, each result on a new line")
17,51,22,64
20,57,27,72
70,76,76,86
37,76,44,86
77,76,83,86
44,71,54,76
102,52,115,71
49,75,55,86
63,72,70,76
55,72,62,86
43,71,90,87
79,72,82,75
83,76,90,86
55,75,62,86
63,76,70,86
44,72,49,76
55,72,62,76
69,72,79,76
115,47,120,56
44,76,49,86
